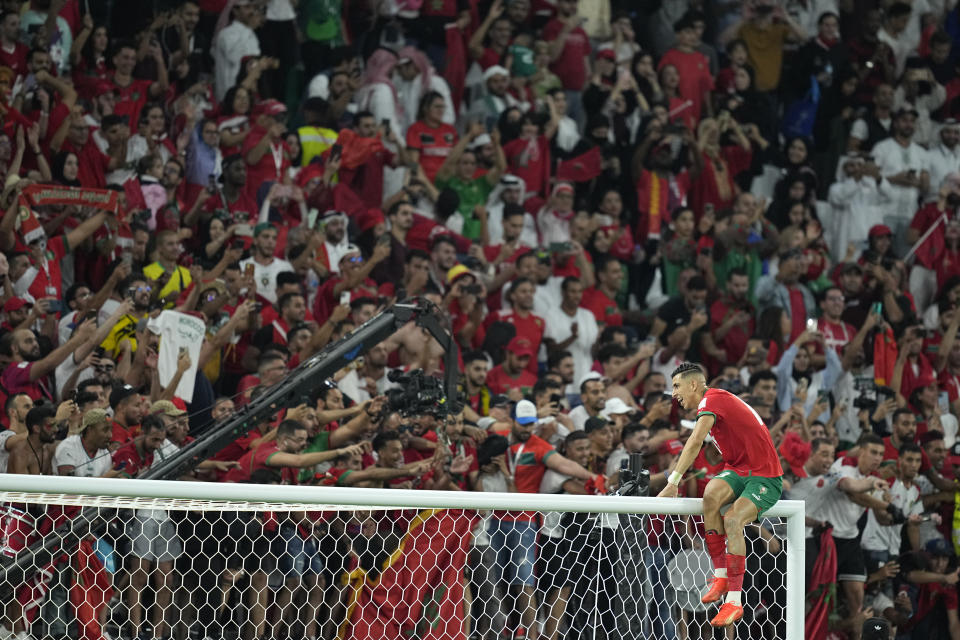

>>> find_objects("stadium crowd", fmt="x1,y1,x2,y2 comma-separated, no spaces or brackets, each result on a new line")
0,0,956,639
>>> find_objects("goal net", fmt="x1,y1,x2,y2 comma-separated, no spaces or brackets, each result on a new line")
0,476,804,640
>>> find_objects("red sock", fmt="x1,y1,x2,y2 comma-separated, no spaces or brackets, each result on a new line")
726,553,746,592
705,530,727,571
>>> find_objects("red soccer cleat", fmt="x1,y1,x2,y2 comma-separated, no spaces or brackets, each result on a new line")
710,602,744,627
701,576,729,604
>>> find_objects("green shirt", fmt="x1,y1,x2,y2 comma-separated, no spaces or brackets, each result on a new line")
436,175,492,240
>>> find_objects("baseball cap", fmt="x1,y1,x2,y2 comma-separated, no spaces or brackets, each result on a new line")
512,399,538,425
80,408,109,431
926,537,954,557
109,384,139,409
578,371,603,388
601,397,632,419
506,336,536,358
150,400,186,417
584,416,609,434
869,224,893,238
947,442,960,466
659,439,684,456
3,297,32,313
253,222,276,237
861,617,891,640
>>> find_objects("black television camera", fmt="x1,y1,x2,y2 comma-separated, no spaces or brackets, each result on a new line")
614,452,650,497
385,369,461,417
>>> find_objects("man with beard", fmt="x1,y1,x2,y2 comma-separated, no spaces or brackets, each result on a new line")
3,320,95,402
239,224,293,305
8,404,58,475
0,393,31,472
427,235,459,295
337,342,394,404
462,350,492,416
484,278,544,373
568,375,607,431
372,201,414,286
314,210,350,275
483,176,537,247
252,292,306,351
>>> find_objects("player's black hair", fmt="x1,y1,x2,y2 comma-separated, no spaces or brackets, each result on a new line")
671,362,705,379
277,420,307,439
372,430,400,452
899,442,922,456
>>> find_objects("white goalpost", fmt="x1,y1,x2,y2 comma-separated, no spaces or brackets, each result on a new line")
0,476,804,640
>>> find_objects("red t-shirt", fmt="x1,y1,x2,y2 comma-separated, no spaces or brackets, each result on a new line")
225,442,298,484
696,388,783,477
901,354,936,398
542,19,591,90
1,361,47,402
580,286,622,327
787,287,807,342
0,42,28,80
111,76,154,133
816,318,856,356
658,48,714,125
313,275,379,324
406,121,457,183
485,364,537,396
110,421,137,446
242,126,290,200
112,441,154,478
482,309,545,373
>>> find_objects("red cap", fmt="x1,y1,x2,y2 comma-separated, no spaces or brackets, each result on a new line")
506,336,535,358
658,439,684,456
869,224,893,238
779,431,811,478
254,99,287,118
3,297,32,313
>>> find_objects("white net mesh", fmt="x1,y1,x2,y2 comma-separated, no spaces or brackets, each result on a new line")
0,488,798,640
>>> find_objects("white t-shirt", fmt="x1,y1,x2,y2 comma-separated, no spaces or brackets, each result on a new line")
54,435,111,478
862,477,922,555
812,458,874,539
542,306,599,392
872,137,928,220
567,404,592,432
54,352,93,401
785,472,835,538
239,256,294,304
540,469,572,538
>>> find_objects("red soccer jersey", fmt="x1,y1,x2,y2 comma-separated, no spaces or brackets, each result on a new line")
111,76,154,133
242,126,290,200
405,121,457,183
225,442,298,484
485,364,537,396
658,48,714,126
816,318,856,357
696,388,783,478
27,236,68,300
494,432,555,521
0,42,28,80
61,138,110,189
542,19,591,90
483,309,544,373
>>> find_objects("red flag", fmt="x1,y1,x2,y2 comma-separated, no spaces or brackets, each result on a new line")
873,326,898,387
340,509,475,640
805,527,837,640
15,553,67,627
912,214,947,270
443,24,467,114
70,538,113,640
556,147,603,184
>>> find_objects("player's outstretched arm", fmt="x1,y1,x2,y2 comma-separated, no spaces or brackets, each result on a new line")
657,413,715,497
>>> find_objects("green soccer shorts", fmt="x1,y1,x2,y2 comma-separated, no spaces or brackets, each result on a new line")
714,469,783,518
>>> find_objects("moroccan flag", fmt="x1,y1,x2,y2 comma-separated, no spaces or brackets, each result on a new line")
873,326,898,387
339,509,476,640
70,538,113,640
443,24,467,114
805,527,837,640
556,147,603,184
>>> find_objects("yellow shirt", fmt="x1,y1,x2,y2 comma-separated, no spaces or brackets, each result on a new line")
739,22,790,92
100,314,146,357
143,263,192,308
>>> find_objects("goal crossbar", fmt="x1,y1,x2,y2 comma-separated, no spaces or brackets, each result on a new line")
0,475,805,640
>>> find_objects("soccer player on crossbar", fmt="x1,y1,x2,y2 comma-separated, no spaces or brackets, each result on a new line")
657,362,784,628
